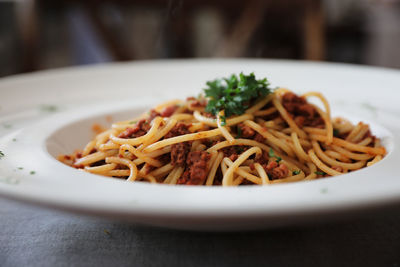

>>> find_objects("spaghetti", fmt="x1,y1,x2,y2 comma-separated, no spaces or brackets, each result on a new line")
59,73,386,186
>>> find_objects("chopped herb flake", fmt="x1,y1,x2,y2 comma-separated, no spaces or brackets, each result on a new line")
12,138,17,142
0,176,19,185
268,148,275,158
333,129,340,137
236,126,242,139
268,148,282,163
0,151,4,158
30,171,36,175
204,73,271,118
236,147,244,154
315,171,326,176
40,105,58,112
292,170,301,175
17,167,23,170
220,115,226,126
361,102,377,113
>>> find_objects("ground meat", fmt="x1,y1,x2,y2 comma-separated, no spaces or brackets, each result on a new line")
221,146,248,160
178,170,190,185
148,109,161,121
238,123,255,138
270,163,289,180
237,123,266,143
254,151,269,165
157,153,171,164
281,92,325,128
187,97,207,108
254,160,289,180
166,123,192,166
229,154,238,161
254,133,265,143
177,151,211,185
203,112,215,118
160,105,178,117
171,142,191,166
73,164,84,169
118,119,151,138
165,123,190,138
332,166,343,172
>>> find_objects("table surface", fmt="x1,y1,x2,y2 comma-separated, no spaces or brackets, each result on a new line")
1,198,400,267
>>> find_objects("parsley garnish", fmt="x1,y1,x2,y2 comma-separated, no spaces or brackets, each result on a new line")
268,148,282,163
236,147,244,154
204,73,271,118
30,171,36,175
315,171,326,176
220,115,227,126
0,151,4,159
17,167,23,170
12,138,17,142
292,170,301,175
40,104,58,112
236,126,242,139
333,129,340,137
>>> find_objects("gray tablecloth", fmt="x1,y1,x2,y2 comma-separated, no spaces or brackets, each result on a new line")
1,198,400,267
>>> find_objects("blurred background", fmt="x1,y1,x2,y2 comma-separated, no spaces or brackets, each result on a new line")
0,0,400,78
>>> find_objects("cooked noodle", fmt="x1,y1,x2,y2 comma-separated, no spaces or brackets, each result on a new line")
59,75,386,186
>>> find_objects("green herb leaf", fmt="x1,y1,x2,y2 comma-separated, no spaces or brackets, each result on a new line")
0,151,4,158
17,167,23,170
30,171,36,175
236,147,244,154
204,73,271,118
315,171,326,176
40,105,58,112
333,129,340,137
292,170,301,175
236,126,242,139
268,148,275,158
268,148,282,163
12,138,17,142
220,115,226,126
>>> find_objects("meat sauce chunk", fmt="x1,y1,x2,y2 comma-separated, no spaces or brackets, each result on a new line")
281,92,324,128
177,151,211,185
118,119,151,138
167,123,191,166
238,123,265,143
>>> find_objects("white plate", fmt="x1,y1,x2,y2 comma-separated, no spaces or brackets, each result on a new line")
1,59,400,231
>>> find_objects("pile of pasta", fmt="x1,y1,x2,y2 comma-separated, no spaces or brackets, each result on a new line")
59,89,386,186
